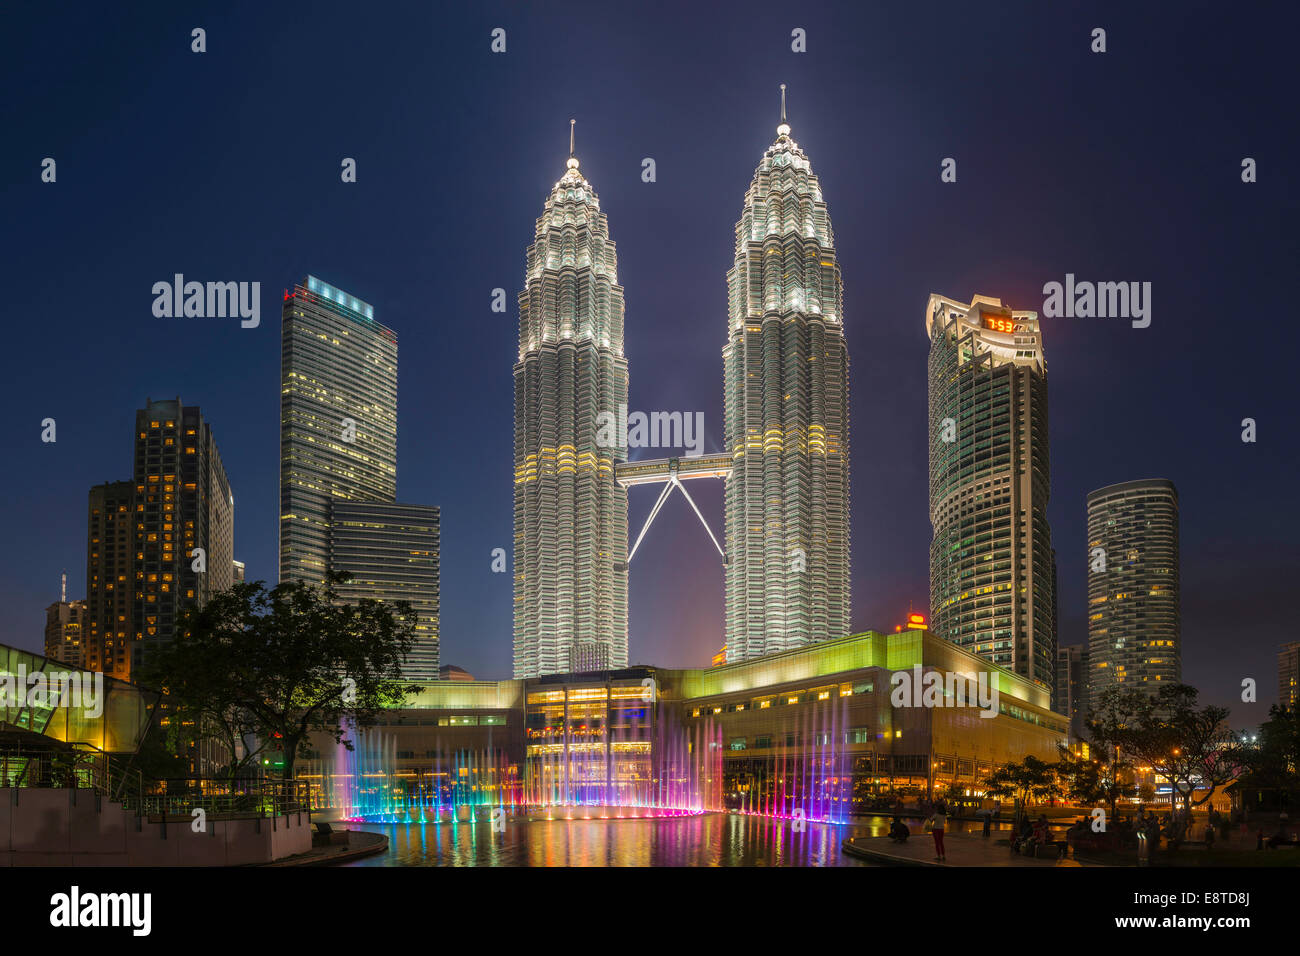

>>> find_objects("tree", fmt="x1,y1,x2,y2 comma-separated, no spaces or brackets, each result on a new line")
981,755,1060,825
1110,684,1245,840
1055,744,1132,822
138,605,269,782
1241,705,1300,805
139,574,419,785
1083,688,1139,820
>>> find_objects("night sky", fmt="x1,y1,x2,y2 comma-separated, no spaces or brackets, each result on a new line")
3,1,1296,721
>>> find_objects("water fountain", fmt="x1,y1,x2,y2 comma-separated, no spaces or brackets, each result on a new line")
300,726,524,825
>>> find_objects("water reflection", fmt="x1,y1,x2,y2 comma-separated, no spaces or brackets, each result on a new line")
344,813,1009,866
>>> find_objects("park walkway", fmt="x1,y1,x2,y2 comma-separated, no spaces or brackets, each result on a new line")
843,832,1093,867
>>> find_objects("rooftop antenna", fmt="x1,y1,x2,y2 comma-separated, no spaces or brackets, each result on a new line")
61,570,66,603
566,118,580,172
780,83,787,123
777,84,791,137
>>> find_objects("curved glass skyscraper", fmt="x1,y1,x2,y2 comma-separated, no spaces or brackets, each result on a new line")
927,294,1055,691
1086,478,1180,697
723,91,850,662
513,131,629,678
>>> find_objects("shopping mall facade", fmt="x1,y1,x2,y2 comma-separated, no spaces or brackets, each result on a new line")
302,627,1068,823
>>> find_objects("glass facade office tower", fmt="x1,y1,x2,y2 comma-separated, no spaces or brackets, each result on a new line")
279,276,397,585
85,399,233,681
723,95,850,662
927,294,1056,691
330,502,440,682
1086,479,1180,697
513,138,629,678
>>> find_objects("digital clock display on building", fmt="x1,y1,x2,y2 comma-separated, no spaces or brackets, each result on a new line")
982,316,1016,334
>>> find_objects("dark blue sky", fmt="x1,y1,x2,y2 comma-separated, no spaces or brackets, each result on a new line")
3,1,1296,720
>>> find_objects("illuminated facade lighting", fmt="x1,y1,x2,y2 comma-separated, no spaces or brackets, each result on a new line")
84,399,233,682
279,275,396,585
724,86,851,661
513,124,629,678
1086,478,1180,698
926,294,1056,691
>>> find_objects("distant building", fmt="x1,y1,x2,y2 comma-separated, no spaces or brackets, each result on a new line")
44,599,87,668
1054,645,1090,740
232,559,245,583
84,480,135,678
926,293,1056,691
1086,479,1180,701
1279,641,1300,711
439,664,474,682
84,399,233,682
711,645,727,668
330,502,439,682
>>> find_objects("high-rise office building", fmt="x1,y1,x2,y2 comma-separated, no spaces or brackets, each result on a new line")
723,88,850,662
279,276,397,585
44,596,87,668
330,502,440,682
927,294,1056,690
513,125,629,678
1086,479,1181,699
1054,644,1090,740
1279,641,1300,711
85,399,233,681
280,275,440,677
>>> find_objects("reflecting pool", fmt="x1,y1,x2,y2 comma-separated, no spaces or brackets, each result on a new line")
342,812,996,866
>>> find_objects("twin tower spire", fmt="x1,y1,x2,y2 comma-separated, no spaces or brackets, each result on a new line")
514,87,849,678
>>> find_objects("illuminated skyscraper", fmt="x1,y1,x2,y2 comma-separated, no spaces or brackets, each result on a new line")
926,294,1056,691
85,398,233,681
1086,478,1180,697
279,276,397,585
131,399,233,679
85,480,134,677
513,123,629,678
723,87,850,661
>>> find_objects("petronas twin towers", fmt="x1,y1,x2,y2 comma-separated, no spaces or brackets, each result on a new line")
512,125,630,678
513,92,850,679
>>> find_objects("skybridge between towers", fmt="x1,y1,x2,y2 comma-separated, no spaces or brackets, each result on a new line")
614,454,732,565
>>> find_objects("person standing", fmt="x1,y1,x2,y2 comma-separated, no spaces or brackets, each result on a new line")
927,801,948,861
